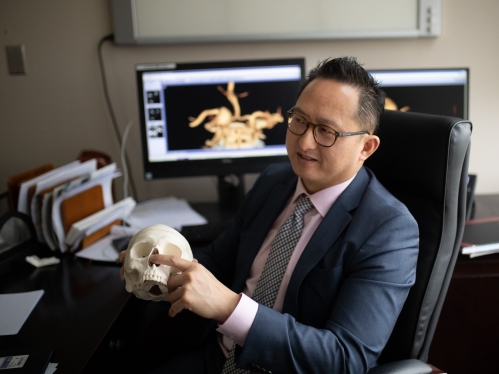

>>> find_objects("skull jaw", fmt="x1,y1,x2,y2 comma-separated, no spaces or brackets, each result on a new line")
125,272,170,302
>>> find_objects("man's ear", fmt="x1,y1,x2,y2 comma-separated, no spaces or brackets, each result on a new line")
360,135,380,161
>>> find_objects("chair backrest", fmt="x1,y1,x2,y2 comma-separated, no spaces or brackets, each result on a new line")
364,110,472,364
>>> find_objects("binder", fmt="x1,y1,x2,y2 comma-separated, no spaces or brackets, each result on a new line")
29,159,98,241
81,219,122,249
51,170,120,252
60,184,105,234
6,164,54,212
66,197,136,251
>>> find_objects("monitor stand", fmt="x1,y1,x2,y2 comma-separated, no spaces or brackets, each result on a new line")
217,174,245,211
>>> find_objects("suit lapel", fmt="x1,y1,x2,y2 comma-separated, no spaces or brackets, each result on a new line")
283,167,371,315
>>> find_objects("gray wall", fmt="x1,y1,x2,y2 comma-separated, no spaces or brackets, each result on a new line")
1,0,498,206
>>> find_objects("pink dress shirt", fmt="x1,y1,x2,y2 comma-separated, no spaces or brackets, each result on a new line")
217,175,354,356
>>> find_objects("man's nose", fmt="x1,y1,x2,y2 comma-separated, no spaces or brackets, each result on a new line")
299,126,317,149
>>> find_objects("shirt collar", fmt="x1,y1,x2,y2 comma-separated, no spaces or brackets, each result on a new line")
293,175,356,217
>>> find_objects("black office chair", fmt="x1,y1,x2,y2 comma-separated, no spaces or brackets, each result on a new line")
364,110,472,374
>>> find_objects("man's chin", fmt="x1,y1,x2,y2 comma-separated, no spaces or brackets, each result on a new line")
290,164,316,183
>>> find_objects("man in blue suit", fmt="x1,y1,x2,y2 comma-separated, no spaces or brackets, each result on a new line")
127,56,419,373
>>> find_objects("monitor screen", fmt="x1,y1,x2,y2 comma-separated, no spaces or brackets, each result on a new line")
368,68,469,119
136,58,305,182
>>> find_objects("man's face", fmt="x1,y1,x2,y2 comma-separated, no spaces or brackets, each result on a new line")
286,78,379,193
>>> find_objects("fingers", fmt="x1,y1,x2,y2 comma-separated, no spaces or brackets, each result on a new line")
166,269,184,290
149,254,195,272
168,287,188,317
119,250,127,263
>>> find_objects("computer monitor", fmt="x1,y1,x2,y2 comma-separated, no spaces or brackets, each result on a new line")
368,68,469,119
369,67,472,217
136,58,305,206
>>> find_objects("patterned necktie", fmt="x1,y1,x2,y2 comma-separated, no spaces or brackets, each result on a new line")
222,194,314,374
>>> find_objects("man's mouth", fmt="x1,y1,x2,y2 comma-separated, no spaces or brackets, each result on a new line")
298,152,317,162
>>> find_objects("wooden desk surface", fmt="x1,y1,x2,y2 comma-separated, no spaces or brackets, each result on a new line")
0,245,129,374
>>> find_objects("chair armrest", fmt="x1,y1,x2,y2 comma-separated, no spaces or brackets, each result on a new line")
368,359,433,374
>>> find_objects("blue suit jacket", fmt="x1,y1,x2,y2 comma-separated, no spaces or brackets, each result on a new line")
196,163,419,374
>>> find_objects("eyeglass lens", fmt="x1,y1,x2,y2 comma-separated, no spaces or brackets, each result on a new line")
288,114,337,147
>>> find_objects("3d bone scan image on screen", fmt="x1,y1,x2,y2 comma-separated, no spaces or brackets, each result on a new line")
124,224,193,301
188,81,284,149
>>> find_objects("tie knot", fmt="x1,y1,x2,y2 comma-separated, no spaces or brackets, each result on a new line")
295,194,314,216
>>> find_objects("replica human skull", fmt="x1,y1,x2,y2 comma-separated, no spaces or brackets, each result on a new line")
123,224,193,301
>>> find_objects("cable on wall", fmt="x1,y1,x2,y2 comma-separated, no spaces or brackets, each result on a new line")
97,33,138,200
121,119,134,198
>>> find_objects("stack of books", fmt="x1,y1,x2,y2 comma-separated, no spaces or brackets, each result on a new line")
7,159,135,253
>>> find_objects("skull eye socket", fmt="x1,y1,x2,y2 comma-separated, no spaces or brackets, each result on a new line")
131,242,154,258
165,243,182,257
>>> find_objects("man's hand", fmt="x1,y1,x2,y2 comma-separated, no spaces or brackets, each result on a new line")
149,254,240,323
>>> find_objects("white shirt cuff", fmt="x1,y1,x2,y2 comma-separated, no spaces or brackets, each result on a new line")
216,293,259,346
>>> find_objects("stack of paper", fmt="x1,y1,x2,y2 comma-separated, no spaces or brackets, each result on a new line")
13,160,128,253
28,159,98,242
65,197,136,251
125,196,207,230
461,218,499,258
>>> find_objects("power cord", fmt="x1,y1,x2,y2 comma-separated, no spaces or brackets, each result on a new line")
97,33,137,200
121,119,134,198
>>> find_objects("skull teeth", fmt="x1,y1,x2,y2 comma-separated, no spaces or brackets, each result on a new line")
140,274,168,285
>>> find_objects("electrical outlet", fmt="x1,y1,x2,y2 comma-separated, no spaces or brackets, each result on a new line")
5,45,27,75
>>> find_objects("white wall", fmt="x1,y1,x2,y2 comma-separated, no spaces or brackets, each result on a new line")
1,0,498,206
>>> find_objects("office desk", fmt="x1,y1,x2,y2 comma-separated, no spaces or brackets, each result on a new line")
0,202,235,373
429,194,499,373
0,244,129,374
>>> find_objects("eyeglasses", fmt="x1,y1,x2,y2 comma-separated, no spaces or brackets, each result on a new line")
286,107,370,147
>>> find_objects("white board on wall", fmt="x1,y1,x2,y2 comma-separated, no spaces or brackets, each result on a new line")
111,0,441,45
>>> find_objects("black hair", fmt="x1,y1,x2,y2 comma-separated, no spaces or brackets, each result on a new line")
298,57,386,134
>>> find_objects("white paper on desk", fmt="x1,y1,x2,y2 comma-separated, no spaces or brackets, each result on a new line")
469,248,499,258
0,290,44,336
75,234,121,262
75,225,139,262
461,242,499,255
124,197,207,230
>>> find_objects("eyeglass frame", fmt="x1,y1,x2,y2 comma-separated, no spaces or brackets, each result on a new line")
286,107,370,148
